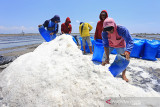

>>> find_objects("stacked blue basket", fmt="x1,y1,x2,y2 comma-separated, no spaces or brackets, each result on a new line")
130,38,146,58
92,39,104,62
142,39,160,61
91,38,160,62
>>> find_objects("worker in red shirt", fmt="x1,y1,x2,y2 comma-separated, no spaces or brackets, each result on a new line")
94,10,108,40
61,17,80,45
61,17,72,34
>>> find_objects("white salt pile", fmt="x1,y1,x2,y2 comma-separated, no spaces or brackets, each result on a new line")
0,34,160,107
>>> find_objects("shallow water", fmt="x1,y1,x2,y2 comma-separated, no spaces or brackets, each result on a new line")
0,35,45,49
0,47,26,54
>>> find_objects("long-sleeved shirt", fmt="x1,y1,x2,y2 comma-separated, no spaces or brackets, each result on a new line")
43,20,59,34
61,23,72,34
102,25,134,53
94,10,108,40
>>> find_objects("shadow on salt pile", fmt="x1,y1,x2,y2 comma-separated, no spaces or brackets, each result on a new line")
127,66,160,92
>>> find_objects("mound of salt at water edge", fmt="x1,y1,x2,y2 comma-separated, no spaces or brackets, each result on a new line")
0,34,160,107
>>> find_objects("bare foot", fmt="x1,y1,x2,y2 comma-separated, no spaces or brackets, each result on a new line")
101,61,107,66
101,60,109,66
83,51,86,55
122,75,129,82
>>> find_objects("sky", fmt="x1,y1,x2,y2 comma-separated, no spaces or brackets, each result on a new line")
0,0,160,34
